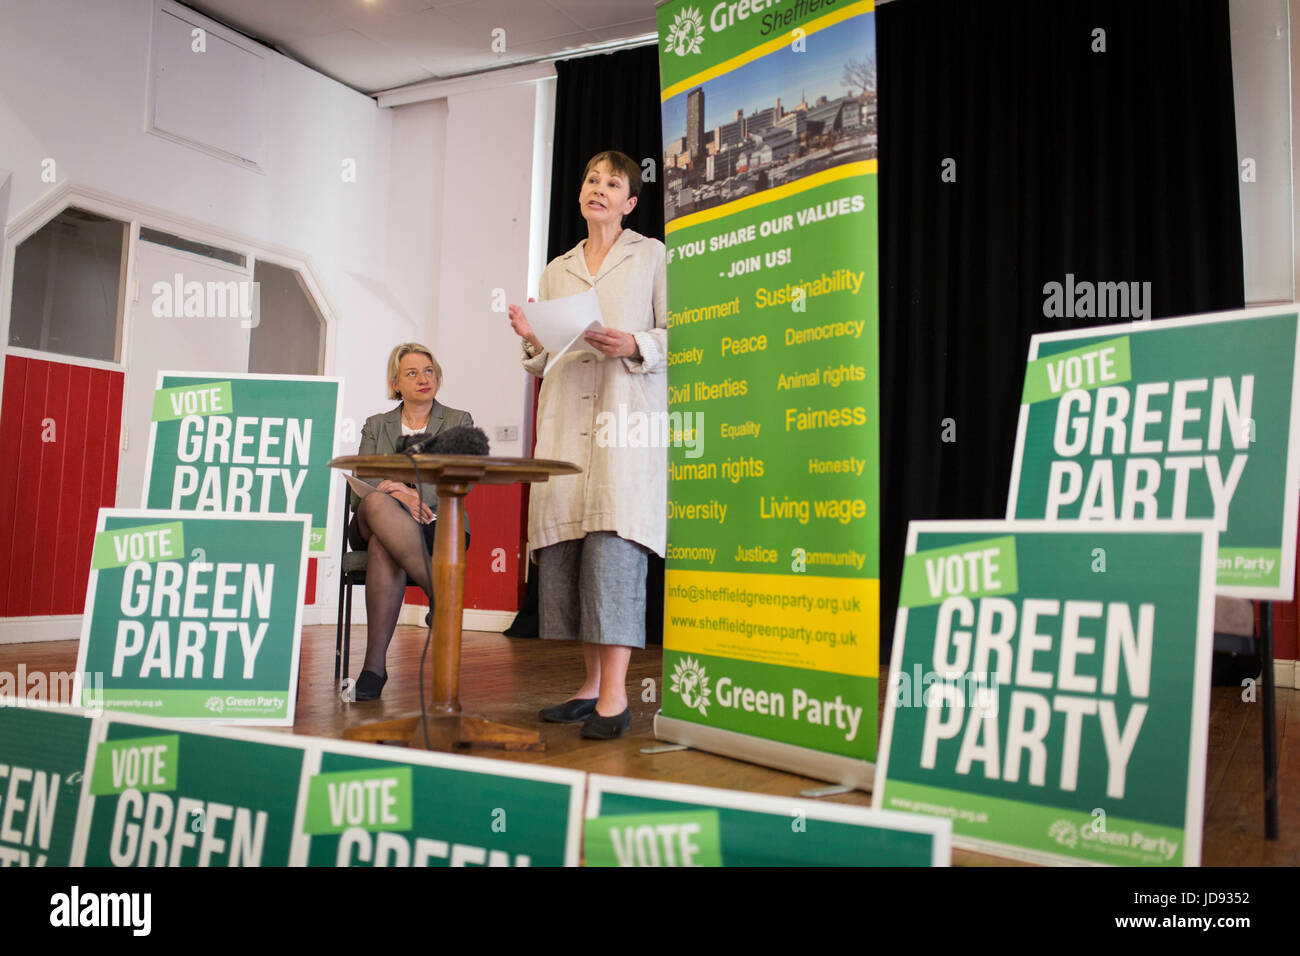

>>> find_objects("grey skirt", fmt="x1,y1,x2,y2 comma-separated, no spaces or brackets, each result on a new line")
536,532,648,648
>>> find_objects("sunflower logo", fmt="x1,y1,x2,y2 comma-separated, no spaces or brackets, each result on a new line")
1048,819,1079,848
669,656,711,715
204,695,224,714
665,7,706,57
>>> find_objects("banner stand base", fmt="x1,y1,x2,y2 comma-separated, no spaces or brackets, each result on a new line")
654,713,875,791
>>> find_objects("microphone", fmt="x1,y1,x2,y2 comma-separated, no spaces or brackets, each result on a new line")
395,431,436,454
395,426,491,456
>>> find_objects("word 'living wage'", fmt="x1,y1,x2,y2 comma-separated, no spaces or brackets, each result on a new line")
918,544,1152,800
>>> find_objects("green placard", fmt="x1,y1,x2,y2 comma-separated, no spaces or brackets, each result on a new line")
142,372,342,555
1009,308,1300,598
585,811,723,866
79,718,305,866
588,776,948,866
876,522,1216,866
658,0,880,771
302,747,582,867
75,510,309,724
0,703,94,867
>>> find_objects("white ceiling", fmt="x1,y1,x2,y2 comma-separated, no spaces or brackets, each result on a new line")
182,0,660,95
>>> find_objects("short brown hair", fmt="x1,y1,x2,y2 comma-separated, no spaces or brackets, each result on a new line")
387,343,442,400
583,150,643,203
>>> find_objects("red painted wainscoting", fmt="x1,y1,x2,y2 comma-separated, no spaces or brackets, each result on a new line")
401,482,527,613
0,354,124,616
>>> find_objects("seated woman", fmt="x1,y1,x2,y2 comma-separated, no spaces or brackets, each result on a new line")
349,342,473,700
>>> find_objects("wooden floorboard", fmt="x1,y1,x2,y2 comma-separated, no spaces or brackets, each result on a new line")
3,626,1296,866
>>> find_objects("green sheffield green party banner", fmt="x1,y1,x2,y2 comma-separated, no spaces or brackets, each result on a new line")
1007,306,1300,599
75,509,310,724
142,371,343,555
0,701,96,866
874,520,1218,866
585,774,948,866
657,0,880,777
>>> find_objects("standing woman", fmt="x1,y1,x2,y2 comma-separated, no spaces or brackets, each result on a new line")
508,150,667,739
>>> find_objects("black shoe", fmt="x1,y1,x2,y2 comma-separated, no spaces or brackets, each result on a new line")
425,609,432,628
354,670,387,701
581,707,631,739
538,697,597,723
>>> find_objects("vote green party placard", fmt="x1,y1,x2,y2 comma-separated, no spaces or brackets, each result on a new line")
75,509,309,724
874,521,1217,866
585,774,949,866
299,740,584,867
1007,306,1300,599
72,713,307,866
142,371,343,555
0,701,96,866
657,0,880,783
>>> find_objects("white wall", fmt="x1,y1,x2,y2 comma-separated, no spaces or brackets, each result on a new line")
429,80,555,456
1231,0,1294,303
0,0,437,623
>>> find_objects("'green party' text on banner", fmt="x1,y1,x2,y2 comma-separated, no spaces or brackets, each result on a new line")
874,521,1217,866
656,0,880,784
585,774,949,866
74,509,309,724
142,371,343,555
0,701,96,866
1007,306,1300,599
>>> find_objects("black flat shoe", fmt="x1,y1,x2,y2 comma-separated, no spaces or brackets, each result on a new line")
354,669,387,701
581,707,631,739
538,697,597,723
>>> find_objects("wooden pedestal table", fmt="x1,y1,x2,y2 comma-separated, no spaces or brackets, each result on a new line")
328,453,579,752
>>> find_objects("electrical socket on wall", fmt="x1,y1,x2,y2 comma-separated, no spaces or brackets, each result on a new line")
495,425,519,442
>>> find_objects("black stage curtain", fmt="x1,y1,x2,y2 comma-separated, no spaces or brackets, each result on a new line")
547,45,665,259
536,4,1244,657
875,0,1244,658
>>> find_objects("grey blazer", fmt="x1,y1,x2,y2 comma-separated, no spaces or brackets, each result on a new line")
353,401,475,513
